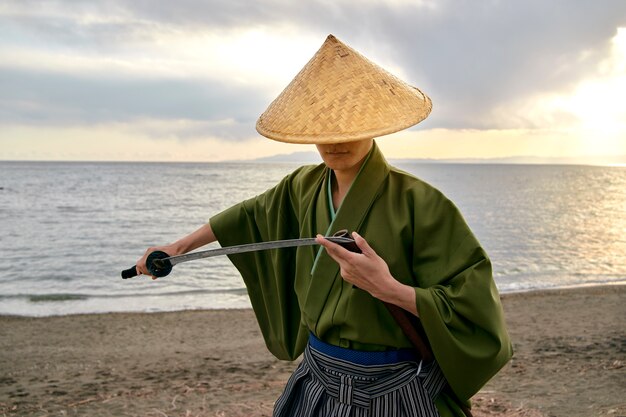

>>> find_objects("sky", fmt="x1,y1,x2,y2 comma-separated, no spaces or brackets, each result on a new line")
1,0,625,163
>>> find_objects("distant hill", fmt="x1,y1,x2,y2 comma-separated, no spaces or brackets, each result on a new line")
246,152,322,164
418,155,626,166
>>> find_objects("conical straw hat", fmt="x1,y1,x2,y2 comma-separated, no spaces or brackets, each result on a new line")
256,34,432,144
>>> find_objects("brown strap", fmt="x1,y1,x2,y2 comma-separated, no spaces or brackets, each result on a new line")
383,301,474,417
384,302,433,362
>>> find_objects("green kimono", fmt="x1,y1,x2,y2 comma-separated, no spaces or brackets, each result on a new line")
210,142,512,416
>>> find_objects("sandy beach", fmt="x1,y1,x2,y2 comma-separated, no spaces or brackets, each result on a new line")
1,285,624,417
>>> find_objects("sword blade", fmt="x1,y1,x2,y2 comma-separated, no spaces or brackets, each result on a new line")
162,236,355,267
120,230,359,279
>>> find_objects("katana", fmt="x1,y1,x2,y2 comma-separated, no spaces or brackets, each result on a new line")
121,230,359,279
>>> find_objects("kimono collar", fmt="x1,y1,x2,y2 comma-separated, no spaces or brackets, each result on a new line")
326,144,374,220
328,140,390,234
304,141,391,325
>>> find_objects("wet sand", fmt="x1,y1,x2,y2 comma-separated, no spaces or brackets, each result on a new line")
1,285,624,417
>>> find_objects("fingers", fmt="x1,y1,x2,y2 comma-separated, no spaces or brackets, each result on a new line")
317,232,375,258
351,232,374,256
139,259,158,280
135,255,148,276
135,248,158,279
316,232,379,272
316,234,352,262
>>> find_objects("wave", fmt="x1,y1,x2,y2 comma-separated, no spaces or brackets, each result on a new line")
29,294,89,302
0,287,249,303
498,277,626,293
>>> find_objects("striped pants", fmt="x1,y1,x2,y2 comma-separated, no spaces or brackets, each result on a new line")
273,336,446,417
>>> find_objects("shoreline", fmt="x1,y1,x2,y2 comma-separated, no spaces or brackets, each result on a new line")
1,285,624,416
3,282,626,319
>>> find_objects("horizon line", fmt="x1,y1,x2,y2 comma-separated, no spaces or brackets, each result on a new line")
1,156,625,168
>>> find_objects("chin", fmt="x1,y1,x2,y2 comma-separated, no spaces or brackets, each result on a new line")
322,156,352,170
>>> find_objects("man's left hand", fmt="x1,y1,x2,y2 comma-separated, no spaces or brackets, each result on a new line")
316,232,419,316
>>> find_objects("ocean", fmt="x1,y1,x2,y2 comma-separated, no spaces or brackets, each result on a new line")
1,161,625,317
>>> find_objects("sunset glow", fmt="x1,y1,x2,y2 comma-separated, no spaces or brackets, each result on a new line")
0,2,624,164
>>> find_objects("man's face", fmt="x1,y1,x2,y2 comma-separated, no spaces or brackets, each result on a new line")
315,139,374,173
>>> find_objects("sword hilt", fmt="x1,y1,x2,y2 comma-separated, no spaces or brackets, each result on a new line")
331,229,361,253
121,250,173,279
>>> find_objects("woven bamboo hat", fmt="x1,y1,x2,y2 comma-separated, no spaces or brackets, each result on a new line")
256,34,432,144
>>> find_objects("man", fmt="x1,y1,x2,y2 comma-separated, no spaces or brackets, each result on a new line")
136,34,512,416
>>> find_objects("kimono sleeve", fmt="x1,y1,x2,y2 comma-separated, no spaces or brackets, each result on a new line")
209,169,309,361
411,187,513,401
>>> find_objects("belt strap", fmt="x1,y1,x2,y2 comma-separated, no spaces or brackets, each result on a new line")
308,333,420,365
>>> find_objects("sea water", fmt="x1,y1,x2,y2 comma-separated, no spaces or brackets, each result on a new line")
0,161,624,316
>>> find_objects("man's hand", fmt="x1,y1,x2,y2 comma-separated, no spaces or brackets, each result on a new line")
316,232,419,317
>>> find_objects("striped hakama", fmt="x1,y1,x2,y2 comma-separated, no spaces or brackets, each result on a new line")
274,334,447,417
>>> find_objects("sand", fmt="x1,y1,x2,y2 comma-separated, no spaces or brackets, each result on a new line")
1,285,624,417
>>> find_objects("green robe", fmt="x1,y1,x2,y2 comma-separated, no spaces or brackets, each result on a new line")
210,142,512,416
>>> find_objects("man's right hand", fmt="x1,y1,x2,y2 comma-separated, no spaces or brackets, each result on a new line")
135,245,177,279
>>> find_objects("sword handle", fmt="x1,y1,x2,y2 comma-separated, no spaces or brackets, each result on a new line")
331,230,362,254
121,265,138,279
121,251,173,279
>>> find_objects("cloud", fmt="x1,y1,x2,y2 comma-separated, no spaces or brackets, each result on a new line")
526,28,626,138
0,68,269,139
318,0,626,130
1,0,625,138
